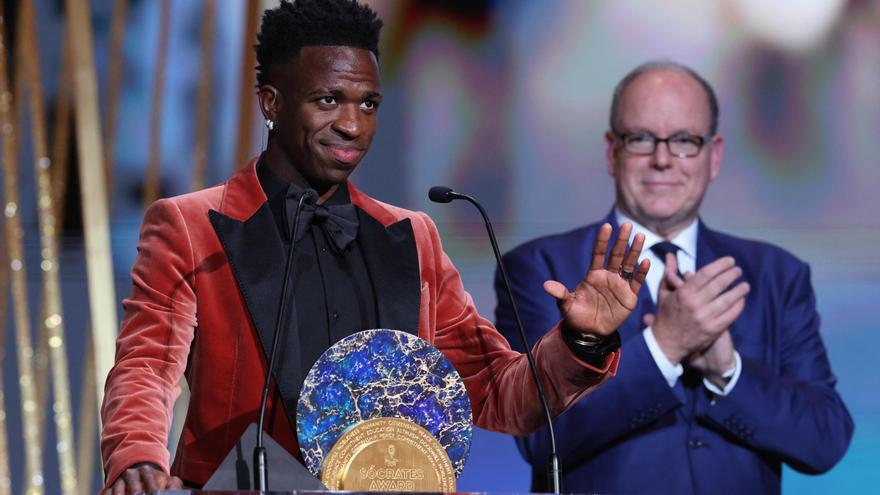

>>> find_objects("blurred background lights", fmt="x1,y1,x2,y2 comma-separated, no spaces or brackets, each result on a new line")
735,0,847,52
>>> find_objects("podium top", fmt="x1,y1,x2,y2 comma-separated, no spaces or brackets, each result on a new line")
160,492,551,494
160,492,558,495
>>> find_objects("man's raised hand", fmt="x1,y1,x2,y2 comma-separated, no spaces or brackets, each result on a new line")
544,222,650,337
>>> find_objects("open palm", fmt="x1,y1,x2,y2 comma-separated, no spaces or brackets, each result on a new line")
544,222,650,337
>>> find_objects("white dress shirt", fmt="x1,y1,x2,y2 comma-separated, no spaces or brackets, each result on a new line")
615,209,741,396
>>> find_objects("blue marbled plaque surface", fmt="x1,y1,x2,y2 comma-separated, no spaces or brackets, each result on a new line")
296,329,472,477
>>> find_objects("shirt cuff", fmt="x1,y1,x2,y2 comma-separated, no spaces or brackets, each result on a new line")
643,326,683,388
702,351,742,396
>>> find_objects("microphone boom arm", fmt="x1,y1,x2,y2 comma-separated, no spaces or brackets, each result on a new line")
254,190,315,492
432,189,561,494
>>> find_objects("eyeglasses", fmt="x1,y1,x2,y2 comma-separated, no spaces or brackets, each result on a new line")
615,131,713,158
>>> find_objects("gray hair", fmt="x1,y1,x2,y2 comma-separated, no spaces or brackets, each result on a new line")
609,60,720,135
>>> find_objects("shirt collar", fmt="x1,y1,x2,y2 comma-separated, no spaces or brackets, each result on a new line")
613,208,698,260
256,158,353,241
257,159,290,202
256,158,351,206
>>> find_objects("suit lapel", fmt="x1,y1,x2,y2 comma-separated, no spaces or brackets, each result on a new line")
208,205,305,419
696,221,745,340
356,208,420,336
696,220,720,272
696,220,748,353
208,161,308,423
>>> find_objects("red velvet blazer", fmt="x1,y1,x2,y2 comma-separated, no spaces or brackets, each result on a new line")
100,160,620,487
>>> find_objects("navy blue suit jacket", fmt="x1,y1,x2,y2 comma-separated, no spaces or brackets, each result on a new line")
495,214,853,494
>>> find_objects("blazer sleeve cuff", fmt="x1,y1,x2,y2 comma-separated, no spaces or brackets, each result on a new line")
533,324,620,416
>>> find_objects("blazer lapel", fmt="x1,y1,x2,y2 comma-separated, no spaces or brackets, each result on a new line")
696,220,749,352
695,220,720,272
356,208,421,336
208,205,305,418
208,160,305,421
695,220,745,350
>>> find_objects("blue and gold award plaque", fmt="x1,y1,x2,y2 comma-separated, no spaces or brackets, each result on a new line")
297,329,472,491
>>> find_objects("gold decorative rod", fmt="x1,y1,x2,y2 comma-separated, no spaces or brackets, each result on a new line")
64,0,119,420
18,1,78,492
143,0,171,208
75,333,97,495
0,203,11,495
0,11,44,495
50,40,73,225
233,0,262,171
104,0,129,203
192,0,217,191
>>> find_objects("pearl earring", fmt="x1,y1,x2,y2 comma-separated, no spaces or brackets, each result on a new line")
265,119,274,131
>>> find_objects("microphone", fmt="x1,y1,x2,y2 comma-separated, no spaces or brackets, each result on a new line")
428,186,463,203
428,186,562,494
254,188,318,492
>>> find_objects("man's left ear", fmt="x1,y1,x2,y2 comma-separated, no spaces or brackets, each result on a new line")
709,135,724,181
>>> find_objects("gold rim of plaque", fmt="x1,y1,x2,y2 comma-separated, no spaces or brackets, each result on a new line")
321,417,455,492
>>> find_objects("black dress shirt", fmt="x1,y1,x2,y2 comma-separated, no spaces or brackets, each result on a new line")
257,163,379,379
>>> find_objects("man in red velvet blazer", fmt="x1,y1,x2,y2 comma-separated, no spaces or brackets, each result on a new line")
100,1,650,493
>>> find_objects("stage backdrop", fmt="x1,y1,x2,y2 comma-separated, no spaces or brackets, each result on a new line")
2,1,877,493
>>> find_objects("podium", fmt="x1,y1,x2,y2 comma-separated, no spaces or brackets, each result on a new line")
202,424,326,491
161,492,539,495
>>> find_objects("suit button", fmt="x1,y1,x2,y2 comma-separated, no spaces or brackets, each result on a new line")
321,246,328,253
689,440,704,449
332,312,339,320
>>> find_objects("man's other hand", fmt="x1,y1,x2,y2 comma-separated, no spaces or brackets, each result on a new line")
651,254,749,365
544,222,650,337
103,463,183,495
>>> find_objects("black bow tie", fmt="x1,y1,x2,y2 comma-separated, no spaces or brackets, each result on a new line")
285,189,359,252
